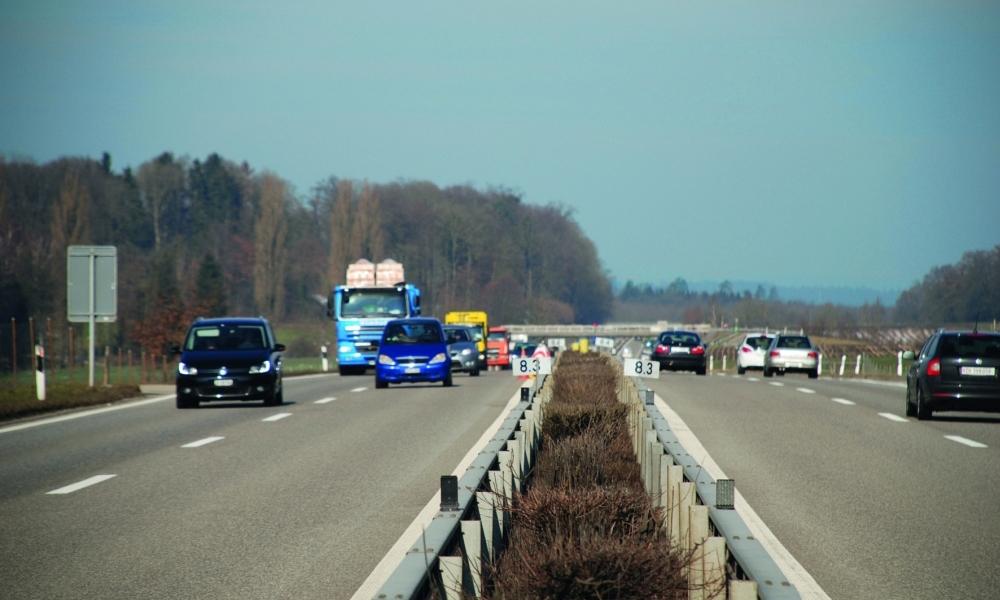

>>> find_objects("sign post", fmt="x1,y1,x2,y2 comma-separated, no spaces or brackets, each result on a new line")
67,246,117,387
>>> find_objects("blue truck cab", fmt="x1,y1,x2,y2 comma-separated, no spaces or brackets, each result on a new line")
328,282,421,375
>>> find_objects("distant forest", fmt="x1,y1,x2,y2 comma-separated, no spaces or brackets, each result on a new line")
0,152,612,352
615,244,1000,331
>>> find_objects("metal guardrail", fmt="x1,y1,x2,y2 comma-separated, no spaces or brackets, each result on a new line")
371,375,548,599
635,385,801,599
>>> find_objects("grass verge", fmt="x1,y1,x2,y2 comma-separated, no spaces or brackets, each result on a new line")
0,383,143,422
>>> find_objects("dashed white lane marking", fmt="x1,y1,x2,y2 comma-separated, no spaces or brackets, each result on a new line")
768,382,784,387
182,436,224,448
262,413,292,422
314,397,336,404
878,412,909,423
47,474,117,495
350,387,367,393
796,387,816,394
748,377,760,382
944,435,988,448
831,398,856,406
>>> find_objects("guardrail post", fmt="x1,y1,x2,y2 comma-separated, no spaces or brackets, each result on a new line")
699,537,727,600
497,452,514,504
438,556,463,600
648,441,662,501
476,491,501,563
729,580,759,599
676,480,695,551
688,504,709,591
643,431,657,494
461,519,483,597
665,465,683,541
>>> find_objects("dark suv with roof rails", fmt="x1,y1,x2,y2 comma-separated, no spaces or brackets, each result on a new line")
651,330,707,375
174,317,285,409
904,330,1000,420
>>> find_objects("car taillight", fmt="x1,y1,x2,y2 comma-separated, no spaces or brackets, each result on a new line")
927,358,940,377
770,351,780,358
691,346,705,355
807,351,818,359
656,344,668,353
740,346,752,353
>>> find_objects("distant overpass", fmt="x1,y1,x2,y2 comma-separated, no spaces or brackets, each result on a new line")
502,322,715,337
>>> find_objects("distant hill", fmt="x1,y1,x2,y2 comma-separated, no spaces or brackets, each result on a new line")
684,281,901,307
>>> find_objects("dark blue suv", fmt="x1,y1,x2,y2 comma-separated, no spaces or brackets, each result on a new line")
375,318,452,388
174,317,285,408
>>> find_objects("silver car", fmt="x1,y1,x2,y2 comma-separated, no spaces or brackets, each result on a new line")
444,326,480,376
763,334,819,378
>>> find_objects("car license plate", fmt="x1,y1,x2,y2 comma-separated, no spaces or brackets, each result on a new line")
405,367,421,374
214,378,234,387
790,362,802,368
961,366,995,376
671,347,689,354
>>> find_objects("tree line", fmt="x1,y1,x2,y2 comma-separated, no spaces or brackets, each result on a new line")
0,152,613,354
615,244,1000,331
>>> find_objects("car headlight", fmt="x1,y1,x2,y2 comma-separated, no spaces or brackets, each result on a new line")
249,360,271,374
429,353,447,365
339,344,354,353
461,348,472,356
378,354,395,365
177,362,198,375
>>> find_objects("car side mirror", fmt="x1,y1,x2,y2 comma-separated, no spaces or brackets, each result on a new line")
274,343,286,352
902,350,915,360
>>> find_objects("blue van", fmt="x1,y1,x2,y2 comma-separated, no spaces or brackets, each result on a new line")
375,318,452,388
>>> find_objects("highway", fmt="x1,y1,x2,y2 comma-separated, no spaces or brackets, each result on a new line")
0,372,521,600
644,363,1000,599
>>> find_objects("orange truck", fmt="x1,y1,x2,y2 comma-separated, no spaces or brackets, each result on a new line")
486,326,512,369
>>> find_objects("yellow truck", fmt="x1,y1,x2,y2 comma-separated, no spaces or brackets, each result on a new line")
444,311,488,369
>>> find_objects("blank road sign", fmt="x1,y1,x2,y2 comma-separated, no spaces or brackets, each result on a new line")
67,246,117,322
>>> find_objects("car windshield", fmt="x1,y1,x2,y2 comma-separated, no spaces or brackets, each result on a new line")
777,336,811,349
938,334,1000,358
340,290,406,318
745,336,773,350
487,332,506,341
186,325,266,351
384,322,442,344
445,328,470,344
467,328,484,343
659,333,700,346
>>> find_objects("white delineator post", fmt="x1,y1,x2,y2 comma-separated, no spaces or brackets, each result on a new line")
897,350,903,377
839,355,846,377
855,354,862,376
722,354,727,372
321,345,329,372
817,353,823,376
709,355,714,373
35,343,46,401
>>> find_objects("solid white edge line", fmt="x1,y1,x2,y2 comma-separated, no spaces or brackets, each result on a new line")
831,398,856,406
314,397,336,404
47,474,117,495
182,436,225,448
0,394,175,435
653,395,831,600
350,387,367,393
944,435,988,448
796,388,816,394
878,412,909,423
349,385,527,600
261,413,292,422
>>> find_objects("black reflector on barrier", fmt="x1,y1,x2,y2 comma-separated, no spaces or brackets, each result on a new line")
440,475,459,511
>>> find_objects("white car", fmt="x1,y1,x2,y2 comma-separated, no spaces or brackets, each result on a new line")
736,333,775,375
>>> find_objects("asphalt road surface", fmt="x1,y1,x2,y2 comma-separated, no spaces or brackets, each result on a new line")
0,371,521,600
647,367,1000,600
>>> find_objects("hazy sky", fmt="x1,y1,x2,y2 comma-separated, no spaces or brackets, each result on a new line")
2,1,999,293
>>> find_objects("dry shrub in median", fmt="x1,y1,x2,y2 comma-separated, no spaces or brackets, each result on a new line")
492,533,688,600
511,485,661,543
534,428,639,489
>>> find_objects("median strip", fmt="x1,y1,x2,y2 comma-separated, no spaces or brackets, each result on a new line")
47,474,117,495
262,413,292,422
944,435,987,449
182,436,224,448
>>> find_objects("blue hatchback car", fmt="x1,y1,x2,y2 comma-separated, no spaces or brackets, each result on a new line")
375,318,452,388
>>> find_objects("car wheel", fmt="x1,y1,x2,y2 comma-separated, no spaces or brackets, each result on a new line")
375,377,387,389
915,386,932,420
176,396,198,409
737,366,746,375
763,367,773,378
696,367,707,376
263,389,280,407
776,370,785,377
905,384,917,417
470,367,480,377
444,373,453,387
808,369,818,379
